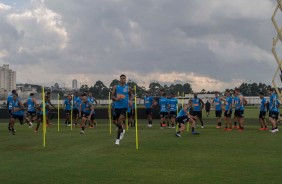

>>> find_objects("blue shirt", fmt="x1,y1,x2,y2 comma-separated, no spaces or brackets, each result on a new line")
192,98,201,111
27,97,36,112
73,96,79,109
144,96,153,109
39,102,49,115
213,97,222,111
233,96,240,110
11,98,24,116
76,98,82,111
7,95,13,110
159,97,168,112
81,100,92,114
269,93,279,112
169,98,178,112
64,99,72,110
177,107,189,118
114,84,129,109
225,96,233,111
260,97,266,112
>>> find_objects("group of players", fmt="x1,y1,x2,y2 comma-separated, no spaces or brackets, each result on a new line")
5,74,281,145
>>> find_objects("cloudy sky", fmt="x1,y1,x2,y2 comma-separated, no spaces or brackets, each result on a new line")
0,0,281,91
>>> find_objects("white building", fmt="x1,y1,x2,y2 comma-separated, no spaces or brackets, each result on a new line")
0,64,16,93
72,79,78,89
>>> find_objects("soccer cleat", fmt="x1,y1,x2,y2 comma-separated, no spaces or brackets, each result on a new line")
34,130,38,133
201,126,204,129
115,139,120,145
259,127,265,131
171,126,175,129
68,124,72,127
120,133,124,140
147,124,152,127
175,133,181,137
233,126,237,129
216,126,221,129
80,130,85,134
29,122,33,128
263,127,269,130
89,125,94,128
192,132,200,135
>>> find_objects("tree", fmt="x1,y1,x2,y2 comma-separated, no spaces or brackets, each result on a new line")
90,80,109,98
79,84,89,93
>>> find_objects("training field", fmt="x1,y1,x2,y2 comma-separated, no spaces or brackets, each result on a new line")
1,108,282,184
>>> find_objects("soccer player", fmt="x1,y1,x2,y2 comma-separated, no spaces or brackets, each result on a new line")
111,102,118,127
192,93,205,128
7,89,17,131
159,92,169,129
111,74,131,145
64,94,72,126
232,92,239,129
168,92,178,128
72,93,80,127
88,92,98,128
213,92,223,128
24,93,37,128
234,88,247,131
224,89,233,131
9,93,25,134
34,99,50,133
268,88,279,133
79,93,94,134
205,100,211,117
175,104,199,137
45,92,56,126
259,92,268,130
144,91,153,127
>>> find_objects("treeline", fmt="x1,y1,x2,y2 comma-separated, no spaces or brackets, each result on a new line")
76,80,272,99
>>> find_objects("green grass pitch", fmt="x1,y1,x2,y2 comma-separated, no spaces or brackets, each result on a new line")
0,107,282,184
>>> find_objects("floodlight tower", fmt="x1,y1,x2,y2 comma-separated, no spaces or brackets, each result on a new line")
271,0,282,101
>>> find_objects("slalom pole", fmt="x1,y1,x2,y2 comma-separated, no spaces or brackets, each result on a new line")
134,85,139,150
109,92,112,135
71,94,73,131
42,87,46,147
58,93,60,132
126,111,129,131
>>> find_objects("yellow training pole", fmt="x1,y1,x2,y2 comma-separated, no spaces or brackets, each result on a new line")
58,94,60,132
42,87,46,147
108,92,112,135
71,94,73,131
134,86,139,150
126,111,129,131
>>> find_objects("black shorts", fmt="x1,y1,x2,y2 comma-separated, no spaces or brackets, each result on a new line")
37,114,43,121
215,110,222,117
73,109,79,116
82,112,90,118
205,108,210,112
224,111,232,118
27,111,37,116
115,108,127,119
259,111,266,119
192,111,202,118
65,110,71,115
269,111,279,119
169,111,177,118
160,112,168,118
176,116,189,124
146,108,152,116
8,109,12,117
234,110,244,118
11,114,24,124
112,113,117,121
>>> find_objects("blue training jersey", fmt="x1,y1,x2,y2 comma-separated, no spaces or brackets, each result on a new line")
81,100,92,114
260,97,266,112
233,96,240,110
225,96,232,111
64,99,72,110
213,97,222,111
169,98,178,112
192,98,201,111
11,98,24,116
7,95,13,110
114,84,129,109
177,107,189,118
27,97,36,112
159,97,168,112
144,96,153,109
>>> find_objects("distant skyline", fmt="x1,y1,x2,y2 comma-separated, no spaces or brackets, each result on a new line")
0,0,281,91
